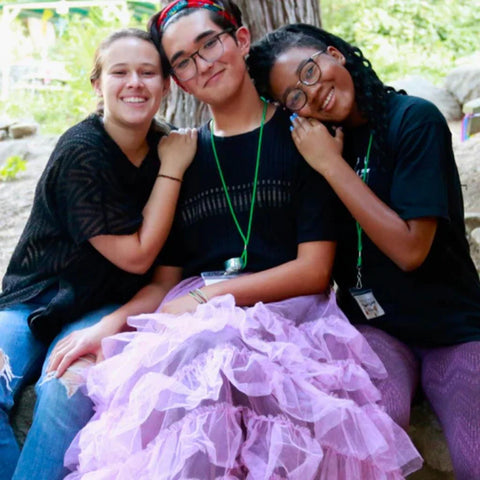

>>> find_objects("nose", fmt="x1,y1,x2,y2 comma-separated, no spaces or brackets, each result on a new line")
302,81,322,112
194,54,214,75
127,71,143,87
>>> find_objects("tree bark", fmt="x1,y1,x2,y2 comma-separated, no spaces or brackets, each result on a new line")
159,0,321,127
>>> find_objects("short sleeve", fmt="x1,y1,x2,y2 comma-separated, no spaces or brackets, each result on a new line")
53,142,142,245
389,101,451,221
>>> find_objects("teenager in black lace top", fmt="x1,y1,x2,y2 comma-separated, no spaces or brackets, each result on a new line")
0,28,196,480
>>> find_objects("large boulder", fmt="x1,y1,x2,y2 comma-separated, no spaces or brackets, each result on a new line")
444,53,480,105
390,76,462,121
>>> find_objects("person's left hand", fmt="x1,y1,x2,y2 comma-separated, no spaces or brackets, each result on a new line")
290,115,344,176
160,293,201,315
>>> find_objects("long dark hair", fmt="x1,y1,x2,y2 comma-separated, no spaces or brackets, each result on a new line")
147,0,243,75
247,23,403,155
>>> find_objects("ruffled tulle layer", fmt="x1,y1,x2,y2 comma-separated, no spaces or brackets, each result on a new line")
64,277,422,479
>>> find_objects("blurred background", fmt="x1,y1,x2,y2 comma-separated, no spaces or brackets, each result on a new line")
0,0,478,133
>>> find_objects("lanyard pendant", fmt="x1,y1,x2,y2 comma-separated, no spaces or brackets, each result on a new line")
224,257,244,274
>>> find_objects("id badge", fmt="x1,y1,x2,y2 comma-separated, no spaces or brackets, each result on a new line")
201,271,239,286
349,288,385,320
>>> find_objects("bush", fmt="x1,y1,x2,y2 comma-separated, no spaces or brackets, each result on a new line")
0,6,150,134
321,0,480,84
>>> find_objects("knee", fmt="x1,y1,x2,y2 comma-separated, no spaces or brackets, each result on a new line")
0,349,15,393
39,355,95,399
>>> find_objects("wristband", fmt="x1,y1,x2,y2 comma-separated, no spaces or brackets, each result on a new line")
188,288,209,304
157,173,182,183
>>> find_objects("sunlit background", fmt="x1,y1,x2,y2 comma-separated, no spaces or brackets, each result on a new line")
0,0,478,134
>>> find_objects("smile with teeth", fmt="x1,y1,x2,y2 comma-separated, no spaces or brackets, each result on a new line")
321,88,334,110
123,97,147,104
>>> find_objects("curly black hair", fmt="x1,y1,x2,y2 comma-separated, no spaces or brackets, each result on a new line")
147,0,243,75
247,23,403,156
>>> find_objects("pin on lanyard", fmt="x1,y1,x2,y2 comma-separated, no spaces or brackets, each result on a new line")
355,133,374,289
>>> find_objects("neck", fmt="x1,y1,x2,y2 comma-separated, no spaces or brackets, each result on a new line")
102,117,150,166
209,78,274,137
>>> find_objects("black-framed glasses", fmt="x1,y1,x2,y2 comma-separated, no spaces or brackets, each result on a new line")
171,29,234,81
284,50,326,111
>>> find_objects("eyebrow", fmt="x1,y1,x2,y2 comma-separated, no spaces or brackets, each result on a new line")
108,62,159,70
169,29,219,65
280,57,314,104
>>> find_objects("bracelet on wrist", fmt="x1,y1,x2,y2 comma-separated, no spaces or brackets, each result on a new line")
157,173,182,183
188,288,209,304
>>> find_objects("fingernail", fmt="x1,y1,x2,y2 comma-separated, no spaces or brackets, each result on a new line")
289,113,298,122
289,125,294,132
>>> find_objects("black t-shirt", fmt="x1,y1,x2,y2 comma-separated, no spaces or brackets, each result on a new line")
334,93,480,346
0,114,162,342
160,108,337,277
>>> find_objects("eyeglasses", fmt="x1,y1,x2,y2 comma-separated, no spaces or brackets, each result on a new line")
283,50,326,111
171,29,233,81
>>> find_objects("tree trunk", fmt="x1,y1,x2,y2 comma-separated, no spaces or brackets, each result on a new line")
159,0,321,127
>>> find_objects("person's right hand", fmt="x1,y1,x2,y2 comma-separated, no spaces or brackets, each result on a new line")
157,128,197,178
290,116,344,176
47,319,122,378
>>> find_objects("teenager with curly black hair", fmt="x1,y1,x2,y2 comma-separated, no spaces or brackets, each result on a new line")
248,23,480,480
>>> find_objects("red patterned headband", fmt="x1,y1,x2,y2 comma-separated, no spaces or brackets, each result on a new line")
157,0,238,31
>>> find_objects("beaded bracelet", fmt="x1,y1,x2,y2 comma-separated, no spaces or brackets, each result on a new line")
188,288,209,304
157,173,182,183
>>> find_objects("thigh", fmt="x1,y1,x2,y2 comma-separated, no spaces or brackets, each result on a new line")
0,305,47,399
356,325,419,429
421,341,480,479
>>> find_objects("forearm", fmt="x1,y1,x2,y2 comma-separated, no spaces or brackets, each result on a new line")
99,281,172,333
323,156,436,270
201,241,335,306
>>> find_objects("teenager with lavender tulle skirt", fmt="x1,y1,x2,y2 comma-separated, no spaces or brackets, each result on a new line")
56,1,422,478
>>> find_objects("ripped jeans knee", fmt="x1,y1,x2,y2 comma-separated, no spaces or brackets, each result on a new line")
39,355,95,399
0,349,16,393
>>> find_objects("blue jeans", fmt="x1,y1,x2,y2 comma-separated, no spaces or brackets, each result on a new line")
0,299,119,480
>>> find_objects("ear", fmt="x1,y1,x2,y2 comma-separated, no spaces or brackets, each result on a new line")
326,46,345,65
234,26,251,57
91,79,103,97
162,76,171,97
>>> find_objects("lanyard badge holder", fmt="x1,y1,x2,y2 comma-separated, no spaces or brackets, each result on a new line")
349,133,385,320
201,99,267,286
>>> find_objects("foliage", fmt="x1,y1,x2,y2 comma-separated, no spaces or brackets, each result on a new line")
0,6,150,134
321,0,480,84
0,155,27,181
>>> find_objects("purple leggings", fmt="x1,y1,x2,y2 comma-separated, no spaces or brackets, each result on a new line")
357,325,480,480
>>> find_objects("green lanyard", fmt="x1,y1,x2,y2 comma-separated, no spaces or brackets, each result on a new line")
355,133,374,289
210,99,267,270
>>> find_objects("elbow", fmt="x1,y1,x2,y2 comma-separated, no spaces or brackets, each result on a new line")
307,268,332,294
120,254,155,275
395,250,428,273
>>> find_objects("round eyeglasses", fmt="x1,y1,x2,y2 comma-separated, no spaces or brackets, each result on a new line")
171,29,233,81
284,50,326,111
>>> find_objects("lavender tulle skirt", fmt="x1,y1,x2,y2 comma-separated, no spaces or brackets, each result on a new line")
64,277,422,479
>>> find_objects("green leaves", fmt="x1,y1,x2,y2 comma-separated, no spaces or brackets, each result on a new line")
0,155,27,181
322,0,480,83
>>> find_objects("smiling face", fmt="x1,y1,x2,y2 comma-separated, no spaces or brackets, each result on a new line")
92,36,168,131
269,46,363,126
161,9,250,107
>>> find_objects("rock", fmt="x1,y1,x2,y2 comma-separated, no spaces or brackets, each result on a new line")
0,116,14,131
11,385,36,448
9,123,39,139
390,76,462,121
409,401,454,475
0,130,8,141
445,54,480,105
